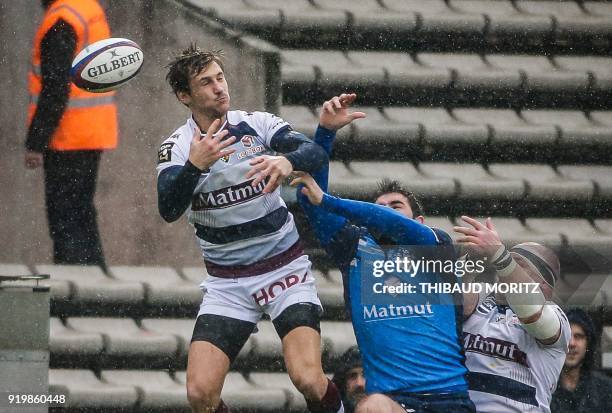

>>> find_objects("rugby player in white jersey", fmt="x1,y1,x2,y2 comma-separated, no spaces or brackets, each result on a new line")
454,217,571,413
157,45,345,413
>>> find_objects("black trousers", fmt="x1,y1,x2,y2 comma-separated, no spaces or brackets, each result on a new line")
43,150,106,269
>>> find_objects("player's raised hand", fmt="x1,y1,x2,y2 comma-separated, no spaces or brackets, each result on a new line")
290,172,324,206
453,216,502,258
319,93,366,131
188,118,236,170
246,155,293,193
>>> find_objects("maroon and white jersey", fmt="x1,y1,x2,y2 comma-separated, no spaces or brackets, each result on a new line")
463,291,570,412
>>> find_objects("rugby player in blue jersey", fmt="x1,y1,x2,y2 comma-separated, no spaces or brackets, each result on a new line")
291,94,475,413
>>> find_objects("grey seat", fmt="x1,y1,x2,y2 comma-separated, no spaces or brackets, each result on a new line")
320,321,357,362
488,164,594,202
450,0,553,39
584,2,612,18
466,217,533,248
247,0,349,39
453,108,557,146
50,317,104,359
594,219,612,236
385,107,488,146
557,165,612,200
176,371,288,411
280,106,318,139
249,372,307,411
0,264,71,301
250,321,283,364
190,0,282,33
35,264,143,307
524,218,612,249
514,1,612,38
313,269,344,312
49,369,138,410
101,370,188,412
418,163,525,200
554,56,612,92
348,51,451,90
66,317,179,360
313,0,417,35
590,111,612,127
349,106,420,149
487,55,589,94
328,161,456,199
141,318,254,363
108,266,202,308
382,0,486,35
180,266,208,287
522,110,612,148
418,53,521,92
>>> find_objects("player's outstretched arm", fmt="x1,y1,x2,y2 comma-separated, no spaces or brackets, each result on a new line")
292,174,438,246
454,216,561,343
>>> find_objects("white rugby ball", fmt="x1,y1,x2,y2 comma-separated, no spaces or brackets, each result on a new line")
71,37,143,93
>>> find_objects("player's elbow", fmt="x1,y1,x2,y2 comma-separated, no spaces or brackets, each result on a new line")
158,198,184,223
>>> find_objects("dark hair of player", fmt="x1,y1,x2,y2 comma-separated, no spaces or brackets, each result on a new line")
166,44,224,95
374,178,424,217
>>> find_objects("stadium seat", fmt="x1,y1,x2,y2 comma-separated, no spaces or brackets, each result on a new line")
418,162,525,200
594,219,612,236
521,110,612,148
248,372,307,411
66,317,180,364
50,318,104,361
590,111,612,126
175,371,289,411
49,369,139,410
320,321,357,362
0,263,71,302
418,53,521,93
384,107,488,147
101,370,189,412
450,0,553,41
486,54,589,94
514,1,612,39
554,56,612,92
382,0,486,36
584,1,612,18
452,108,557,147
558,165,612,200
189,0,282,34
249,321,284,368
313,269,345,313
108,266,202,309
35,264,143,309
488,164,594,202
524,218,612,249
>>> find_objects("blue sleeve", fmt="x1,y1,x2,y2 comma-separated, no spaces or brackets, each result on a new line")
269,128,328,173
311,125,336,192
319,194,439,245
157,162,202,222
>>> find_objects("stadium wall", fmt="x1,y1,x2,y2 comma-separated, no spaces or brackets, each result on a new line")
0,0,280,266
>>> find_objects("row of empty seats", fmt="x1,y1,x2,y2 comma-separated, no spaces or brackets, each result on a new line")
281,106,612,162
281,50,612,107
50,369,308,412
189,0,612,52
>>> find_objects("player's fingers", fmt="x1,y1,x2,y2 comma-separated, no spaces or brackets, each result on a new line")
251,166,272,187
249,156,267,166
460,215,486,230
349,111,367,121
263,174,280,193
289,177,303,187
192,127,203,142
485,217,497,232
340,93,357,106
457,236,482,245
211,129,229,141
215,148,235,159
218,135,236,149
331,96,342,109
205,118,222,139
453,226,479,236
323,101,335,114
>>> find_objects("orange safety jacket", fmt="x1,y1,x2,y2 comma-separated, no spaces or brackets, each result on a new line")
28,0,117,151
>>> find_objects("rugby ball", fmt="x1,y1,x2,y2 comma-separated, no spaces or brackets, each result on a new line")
71,38,143,93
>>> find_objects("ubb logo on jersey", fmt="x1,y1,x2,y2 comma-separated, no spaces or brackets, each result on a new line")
71,38,144,93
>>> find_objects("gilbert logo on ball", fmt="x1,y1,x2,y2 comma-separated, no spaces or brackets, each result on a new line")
71,37,144,93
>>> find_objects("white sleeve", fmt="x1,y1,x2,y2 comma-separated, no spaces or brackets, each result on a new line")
540,304,571,350
155,132,189,175
252,111,291,147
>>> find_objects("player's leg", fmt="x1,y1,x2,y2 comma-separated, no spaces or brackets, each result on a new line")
276,303,343,413
355,394,407,413
187,314,256,412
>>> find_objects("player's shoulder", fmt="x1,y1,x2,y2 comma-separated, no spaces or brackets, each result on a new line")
431,227,452,245
160,120,192,145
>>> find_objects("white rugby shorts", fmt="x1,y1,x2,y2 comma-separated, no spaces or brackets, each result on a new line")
197,254,322,323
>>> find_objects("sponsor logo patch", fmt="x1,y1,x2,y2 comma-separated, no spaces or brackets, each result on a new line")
219,154,231,163
191,178,268,210
158,142,175,163
237,145,265,160
241,135,255,148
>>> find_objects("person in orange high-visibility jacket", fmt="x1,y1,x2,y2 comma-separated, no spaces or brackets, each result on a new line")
25,0,118,270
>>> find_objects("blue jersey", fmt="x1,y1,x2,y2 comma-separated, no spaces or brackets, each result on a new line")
298,126,468,395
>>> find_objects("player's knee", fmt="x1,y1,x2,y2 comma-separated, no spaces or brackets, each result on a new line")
355,394,392,413
289,365,326,397
186,380,220,411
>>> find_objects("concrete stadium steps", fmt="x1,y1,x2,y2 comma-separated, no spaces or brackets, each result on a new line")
49,315,356,372
185,0,611,54
281,105,612,164
280,50,612,109
49,369,307,412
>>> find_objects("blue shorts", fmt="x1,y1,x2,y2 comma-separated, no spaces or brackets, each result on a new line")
390,392,476,413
